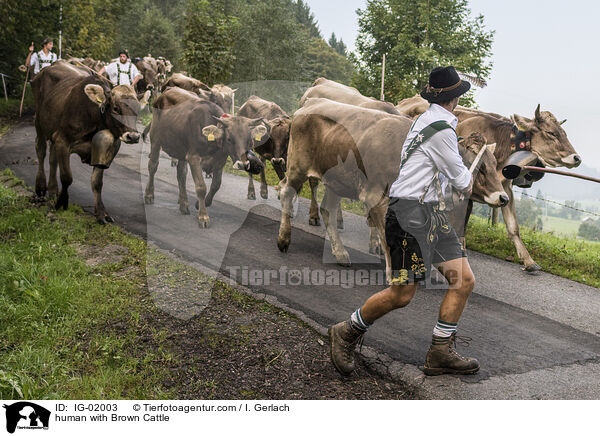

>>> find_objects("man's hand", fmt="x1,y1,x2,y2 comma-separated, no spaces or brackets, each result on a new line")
460,176,473,198
29,42,34,52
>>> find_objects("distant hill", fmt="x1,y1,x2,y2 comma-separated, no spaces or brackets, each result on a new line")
525,164,600,201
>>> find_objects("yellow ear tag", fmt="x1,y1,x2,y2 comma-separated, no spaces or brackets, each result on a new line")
96,98,103,104
207,133,215,142
254,134,262,141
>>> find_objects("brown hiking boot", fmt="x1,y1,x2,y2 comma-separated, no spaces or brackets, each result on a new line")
423,334,480,376
328,320,364,376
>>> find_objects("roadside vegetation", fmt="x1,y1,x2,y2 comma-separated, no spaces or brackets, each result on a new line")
0,95,33,137
0,169,410,400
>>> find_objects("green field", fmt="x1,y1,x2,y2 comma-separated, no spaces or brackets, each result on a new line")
541,216,581,237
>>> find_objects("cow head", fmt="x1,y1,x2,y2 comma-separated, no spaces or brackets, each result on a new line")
268,117,292,173
512,104,581,168
84,83,141,144
459,133,509,207
202,116,270,174
210,85,237,114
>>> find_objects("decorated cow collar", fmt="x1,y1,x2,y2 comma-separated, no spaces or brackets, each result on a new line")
510,125,532,153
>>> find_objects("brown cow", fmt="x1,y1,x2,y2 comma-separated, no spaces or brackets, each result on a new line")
300,77,401,115
277,98,507,279
162,73,236,114
395,94,430,118
456,106,580,271
145,88,269,227
32,61,141,224
237,95,291,199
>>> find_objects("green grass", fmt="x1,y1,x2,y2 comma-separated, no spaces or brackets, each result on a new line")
0,168,173,399
467,215,600,288
542,215,581,237
0,95,33,137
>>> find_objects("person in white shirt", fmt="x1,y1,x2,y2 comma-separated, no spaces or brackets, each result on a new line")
329,66,481,377
25,38,57,75
99,50,142,87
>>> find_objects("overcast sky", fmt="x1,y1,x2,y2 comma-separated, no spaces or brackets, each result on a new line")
304,0,600,178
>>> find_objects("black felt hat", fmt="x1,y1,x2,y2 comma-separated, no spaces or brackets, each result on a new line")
420,66,471,103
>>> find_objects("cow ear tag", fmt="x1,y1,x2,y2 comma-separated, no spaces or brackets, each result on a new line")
254,134,262,141
207,133,215,141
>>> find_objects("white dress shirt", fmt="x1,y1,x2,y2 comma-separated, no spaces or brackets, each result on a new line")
105,61,140,86
388,103,471,203
30,50,57,74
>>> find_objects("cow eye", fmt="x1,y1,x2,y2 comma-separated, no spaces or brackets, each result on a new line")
546,131,557,138
113,106,122,115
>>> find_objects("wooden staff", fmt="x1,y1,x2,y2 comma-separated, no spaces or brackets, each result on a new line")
522,166,600,184
19,65,30,117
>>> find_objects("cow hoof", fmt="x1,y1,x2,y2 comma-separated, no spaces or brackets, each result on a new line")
337,221,344,230
180,205,190,215
336,252,351,267
524,263,542,273
309,217,321,226
260,188,268,199
144,195,154,204
96,216,107,225
104,214,114,223
369,245,383,255
248,192,256,200
277,238,290,253
198,217,210,228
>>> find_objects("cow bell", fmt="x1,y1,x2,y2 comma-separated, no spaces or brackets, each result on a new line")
502,151,545,188
91,130,120,169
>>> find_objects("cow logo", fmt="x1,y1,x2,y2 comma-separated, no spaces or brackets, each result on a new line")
3,402,50,434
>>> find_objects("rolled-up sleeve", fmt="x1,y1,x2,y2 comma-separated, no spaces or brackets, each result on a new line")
422,130,471,191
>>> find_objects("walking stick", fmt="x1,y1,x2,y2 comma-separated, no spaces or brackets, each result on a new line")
19,65,30,117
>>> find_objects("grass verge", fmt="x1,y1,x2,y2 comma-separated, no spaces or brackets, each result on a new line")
0,168,411,400
467,215,600,288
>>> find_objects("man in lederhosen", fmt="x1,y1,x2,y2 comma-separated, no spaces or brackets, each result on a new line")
329,66,480,376
99,50,142,87
25,38,57,76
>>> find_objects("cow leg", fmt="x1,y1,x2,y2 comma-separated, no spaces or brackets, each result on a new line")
247,172,256,200
365,194,391,284
259,157,268,199
337,206,344,230
34,119,47,197
55,140,72,211
176,159,190,215
462,200,474,250
308,177,320,226
91,167,112,224
205,167,223,207
144,140,160,204
367,215,382,255
188,154,210,228
277,173,307,253
47,144,59,200
501,183,541,272
321,187,350,266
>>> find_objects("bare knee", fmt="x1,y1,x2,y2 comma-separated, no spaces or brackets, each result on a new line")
389,284,416,308
458,272,475,295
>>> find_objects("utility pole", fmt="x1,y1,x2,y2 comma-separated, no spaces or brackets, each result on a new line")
380,53,386,101
58,3,63,59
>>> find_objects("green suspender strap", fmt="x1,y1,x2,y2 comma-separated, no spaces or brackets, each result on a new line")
400,121,455,210
117,62,132,86
399,120,455,245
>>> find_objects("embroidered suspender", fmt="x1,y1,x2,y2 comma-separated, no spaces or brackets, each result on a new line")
116,62,132,86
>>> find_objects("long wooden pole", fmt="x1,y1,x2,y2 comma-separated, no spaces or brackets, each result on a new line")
1,74,7,102
380,54,386,101
523,166,600,184
19,67,30,117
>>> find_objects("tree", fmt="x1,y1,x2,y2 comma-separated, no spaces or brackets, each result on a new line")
578,219,600,241
230,0,309,82
352,0,494,105
515,197,543,231
301,38,354,84
118,3,181,60
328,33,347,56
294,0,321,39
182,0,239,84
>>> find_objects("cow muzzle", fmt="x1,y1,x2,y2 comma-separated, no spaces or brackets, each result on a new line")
91,130,120,169
271,157,286,171
233,150,264,175
120,132,140,144
483,191,510,207
561,153,582,168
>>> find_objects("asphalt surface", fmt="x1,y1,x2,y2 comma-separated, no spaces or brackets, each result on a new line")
2,119,600,399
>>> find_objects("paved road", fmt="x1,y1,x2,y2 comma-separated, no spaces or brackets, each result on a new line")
2,119,600,399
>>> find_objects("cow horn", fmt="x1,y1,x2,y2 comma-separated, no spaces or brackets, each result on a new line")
535,104,542,122
560,119,567,125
